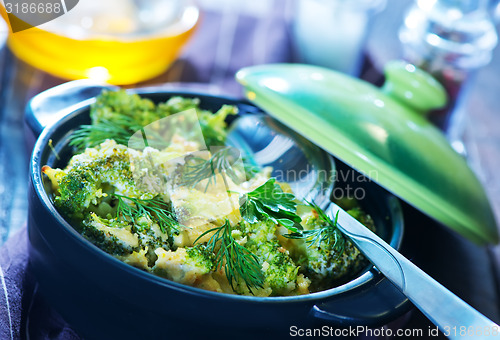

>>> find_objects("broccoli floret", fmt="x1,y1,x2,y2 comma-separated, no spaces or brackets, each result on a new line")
91,91,236,149
152,246,215,284
239,219,275,246
297,208,374,291
82,211,177,267
238,220,301,295
55,165,99,219
258,242,299,295
51,141,143,219
185,244,215,273
92,90,156,127
132,215,172,266
298,239,363,291
81,213,139,256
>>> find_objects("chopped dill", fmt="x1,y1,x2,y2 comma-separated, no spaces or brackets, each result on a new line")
284,202,345,254
114,194,180,234
195,220,264,293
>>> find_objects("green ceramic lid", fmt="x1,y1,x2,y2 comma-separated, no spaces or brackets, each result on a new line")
236,61,498,245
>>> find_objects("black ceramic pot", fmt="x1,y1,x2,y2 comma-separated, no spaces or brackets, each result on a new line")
27,81,410,339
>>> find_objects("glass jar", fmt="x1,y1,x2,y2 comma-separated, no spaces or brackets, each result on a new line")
399,0,498,135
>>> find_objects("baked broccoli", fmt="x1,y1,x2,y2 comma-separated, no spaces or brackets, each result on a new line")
81,213,139,256
71,90,237,150
92,90,156,127
43,141,142,219
185,244,215,273
152,245,215,285
43,90,380,297
296,206,375,291
258,242,300,295
238,220,301,295
82,211,178,268
133,215,172,266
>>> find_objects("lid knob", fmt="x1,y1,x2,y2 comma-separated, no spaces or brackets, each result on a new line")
382,60,447,114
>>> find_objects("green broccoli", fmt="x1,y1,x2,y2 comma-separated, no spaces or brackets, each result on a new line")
92,90,156,127
185,244,215,273
238,220,300,295
55,165,99,219
297,238,362,291
52,142,136,219
296,206,375,291
257,242,299,295
81,214,139,256
72,90,237,150
152,245,215,283
132,215,172,266
238,218,276,246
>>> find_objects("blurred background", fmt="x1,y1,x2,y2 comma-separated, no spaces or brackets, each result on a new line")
1,0,500,337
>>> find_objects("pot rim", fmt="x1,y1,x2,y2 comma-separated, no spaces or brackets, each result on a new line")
29,88,404,304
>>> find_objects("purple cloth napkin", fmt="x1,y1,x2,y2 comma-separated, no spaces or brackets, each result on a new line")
0,228,80,339
0,227,26,340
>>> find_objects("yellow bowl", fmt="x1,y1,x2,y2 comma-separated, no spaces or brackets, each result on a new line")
0,5,199,85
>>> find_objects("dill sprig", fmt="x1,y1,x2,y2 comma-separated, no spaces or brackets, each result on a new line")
181,147,243,190
114,194,180,233
195,220,264,293
284,202,345,253
239,178,303,233
69,116,142,151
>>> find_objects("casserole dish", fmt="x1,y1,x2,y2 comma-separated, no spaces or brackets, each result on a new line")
27,81,408,339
